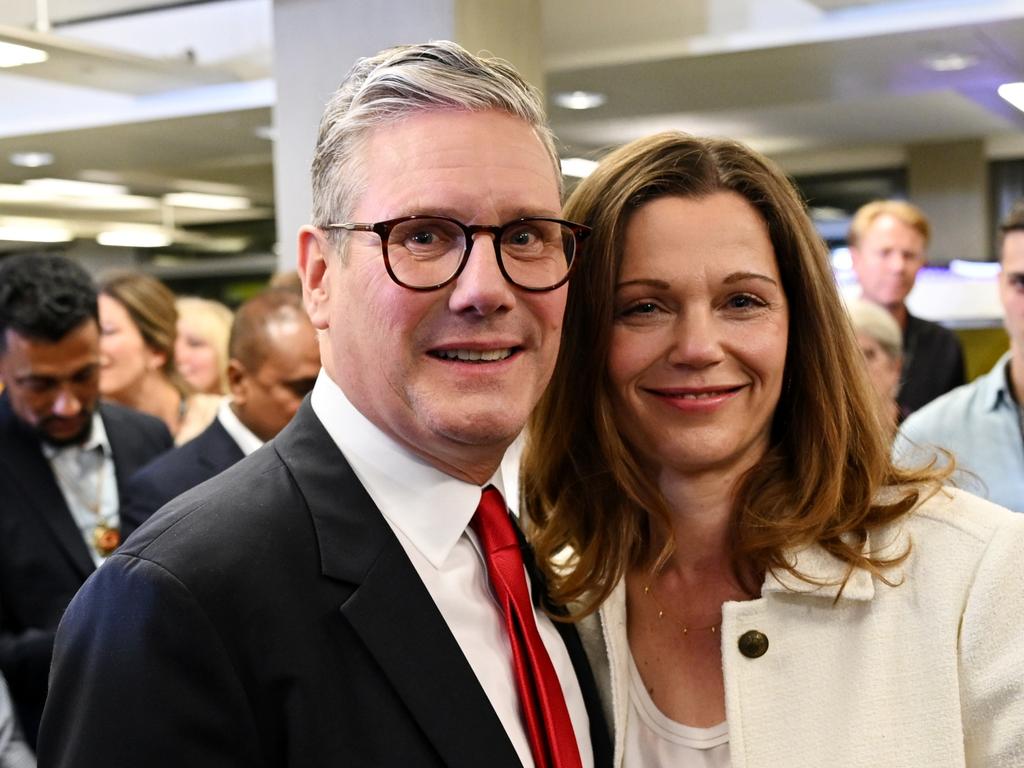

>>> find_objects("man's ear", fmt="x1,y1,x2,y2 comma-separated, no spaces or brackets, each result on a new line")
297,226,332,330
226,359,248,404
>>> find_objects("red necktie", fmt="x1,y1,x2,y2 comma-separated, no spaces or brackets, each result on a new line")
471,486,583,768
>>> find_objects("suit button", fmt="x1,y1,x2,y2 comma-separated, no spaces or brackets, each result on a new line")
738,630,769,658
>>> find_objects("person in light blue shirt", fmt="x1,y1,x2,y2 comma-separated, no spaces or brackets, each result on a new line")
897,200,1024,512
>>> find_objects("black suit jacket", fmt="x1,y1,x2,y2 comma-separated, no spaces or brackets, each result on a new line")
38,401,611,768
0,394,172,746
898,313,966,415
119,416,245,538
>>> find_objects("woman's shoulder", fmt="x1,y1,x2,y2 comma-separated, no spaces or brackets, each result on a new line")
901,485,1024,544
879,486,1024,590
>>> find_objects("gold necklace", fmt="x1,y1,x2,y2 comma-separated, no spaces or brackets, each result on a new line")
642,582,721,636
51,448,120,558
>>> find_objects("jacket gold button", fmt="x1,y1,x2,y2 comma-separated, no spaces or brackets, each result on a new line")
738,630,769,658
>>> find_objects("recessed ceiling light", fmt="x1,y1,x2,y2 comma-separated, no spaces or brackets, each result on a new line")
97,229,172,248
0,41,48,68
553,90,607,110
9,151,54,168
163,192,250,210
25,178,128,196
998,82,1024,113
560,157,599,178
924,53,978,72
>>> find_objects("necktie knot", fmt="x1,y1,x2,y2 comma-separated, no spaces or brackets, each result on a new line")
471,486,519,556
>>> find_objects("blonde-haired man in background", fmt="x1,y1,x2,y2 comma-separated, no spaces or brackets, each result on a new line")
849,199,965,414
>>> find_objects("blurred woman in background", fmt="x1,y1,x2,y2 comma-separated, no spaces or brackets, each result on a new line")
846,296,904,438
98,272,219,444
525,131,1024,767
174,297,233,396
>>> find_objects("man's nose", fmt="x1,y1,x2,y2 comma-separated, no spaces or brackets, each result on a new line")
447,235,516,315
51,385,83,418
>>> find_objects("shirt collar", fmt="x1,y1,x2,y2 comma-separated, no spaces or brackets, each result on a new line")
41,410,111,461
309,370,522,569
216,397,263,456
979,351,1015,412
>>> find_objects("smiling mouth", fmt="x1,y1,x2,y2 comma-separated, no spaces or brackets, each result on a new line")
653,386,743,399
430,348,516,363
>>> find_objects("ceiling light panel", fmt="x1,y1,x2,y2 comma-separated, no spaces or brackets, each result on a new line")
9,151,54,168
0,41,47,68
998,82,1024,113
163,192,250,210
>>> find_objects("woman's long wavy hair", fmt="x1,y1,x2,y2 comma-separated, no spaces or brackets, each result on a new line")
524,132,949,616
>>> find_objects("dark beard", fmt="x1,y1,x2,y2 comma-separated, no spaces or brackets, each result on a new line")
36,412,94,448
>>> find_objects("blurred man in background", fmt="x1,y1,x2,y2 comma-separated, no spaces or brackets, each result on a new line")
0,254,171,747
849,199,965,414
898,200,1024,512
118,289,321,535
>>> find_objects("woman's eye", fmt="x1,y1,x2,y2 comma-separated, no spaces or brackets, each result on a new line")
621,301,659,316
727,294,765,310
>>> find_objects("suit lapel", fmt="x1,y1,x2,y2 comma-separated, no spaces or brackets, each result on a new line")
273,403,522,768
0,395,94,578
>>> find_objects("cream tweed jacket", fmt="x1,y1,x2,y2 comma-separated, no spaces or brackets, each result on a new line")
577,488,1024,768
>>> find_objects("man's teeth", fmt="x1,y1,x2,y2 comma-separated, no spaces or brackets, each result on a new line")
436,348,513,362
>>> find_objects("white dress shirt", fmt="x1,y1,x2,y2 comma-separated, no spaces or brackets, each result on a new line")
215,398,263,457
43,411,118,567
310,371,593,768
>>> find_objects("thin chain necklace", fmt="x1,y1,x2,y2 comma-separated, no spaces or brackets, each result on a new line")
642,582,721,637
51,448,120,558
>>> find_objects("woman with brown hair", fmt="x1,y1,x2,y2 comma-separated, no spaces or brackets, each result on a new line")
524,132,1024,767
98,272,220,444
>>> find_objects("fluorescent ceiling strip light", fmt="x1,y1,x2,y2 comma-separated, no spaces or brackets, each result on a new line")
0,41,47,68
97,229,172,248
163,192,250,210
0,224,72,242
998,82,1024,113
25,178,128,197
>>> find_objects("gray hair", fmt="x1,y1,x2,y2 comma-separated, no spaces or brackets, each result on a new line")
846,297,903,360
311,40,560,235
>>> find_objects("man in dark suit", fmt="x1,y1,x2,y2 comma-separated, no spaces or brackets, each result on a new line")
40,42,611,768
0,253,172,748
118,289,321,536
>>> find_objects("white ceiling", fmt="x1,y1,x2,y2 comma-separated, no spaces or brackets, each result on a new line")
0,0,1022,258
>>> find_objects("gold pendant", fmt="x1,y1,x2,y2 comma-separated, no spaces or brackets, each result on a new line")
92,524,121,557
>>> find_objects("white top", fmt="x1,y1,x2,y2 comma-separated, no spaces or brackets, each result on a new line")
43,411,118,567
216,398,263,457
624,651,730,768
310,370,593,768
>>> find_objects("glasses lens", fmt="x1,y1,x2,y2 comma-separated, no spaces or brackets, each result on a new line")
499,219,575,289
386,218,465,288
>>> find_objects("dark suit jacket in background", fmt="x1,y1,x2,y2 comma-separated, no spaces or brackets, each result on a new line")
39,401,611,768
898,313,966,415
119,417,244,538
0,394,172,747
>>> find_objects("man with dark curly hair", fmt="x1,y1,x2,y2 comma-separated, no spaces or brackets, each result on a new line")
0,253,172,748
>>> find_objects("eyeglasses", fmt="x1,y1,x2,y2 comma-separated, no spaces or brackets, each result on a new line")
322,215,590,292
